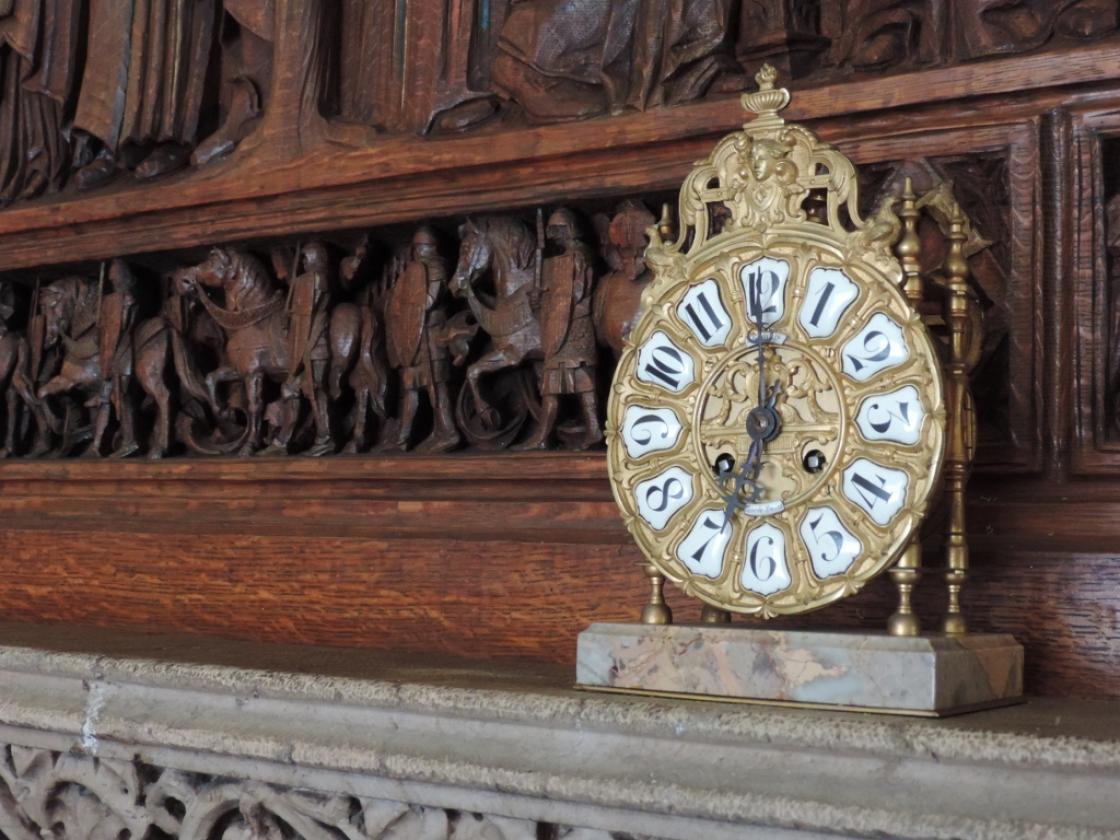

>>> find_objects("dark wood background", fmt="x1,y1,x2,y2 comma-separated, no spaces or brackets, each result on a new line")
1,1,1119,699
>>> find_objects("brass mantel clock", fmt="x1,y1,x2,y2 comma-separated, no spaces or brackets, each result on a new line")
588,68,1022,715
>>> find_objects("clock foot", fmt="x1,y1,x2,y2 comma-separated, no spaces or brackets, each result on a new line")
639,563,672,625
888,612,921,637
700,605,731,624
943,569,968,635
888,538,921,637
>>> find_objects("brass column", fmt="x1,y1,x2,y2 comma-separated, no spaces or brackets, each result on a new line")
888,178,924,637
942,206,971,635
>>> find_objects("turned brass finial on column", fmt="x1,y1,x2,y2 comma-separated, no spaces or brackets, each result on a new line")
657,203,674,242
640,562,672,624
942,205,972,635
897,177,924,305
887,178,925,637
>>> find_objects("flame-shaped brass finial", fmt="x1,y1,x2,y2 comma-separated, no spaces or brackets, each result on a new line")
741,63,790,129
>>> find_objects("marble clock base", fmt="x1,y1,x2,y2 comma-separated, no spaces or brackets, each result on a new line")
576,622,1024,716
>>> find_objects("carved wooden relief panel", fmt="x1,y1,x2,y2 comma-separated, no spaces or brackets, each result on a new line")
1071,113,1120,473
0,180,1016,463
0,0,1113,212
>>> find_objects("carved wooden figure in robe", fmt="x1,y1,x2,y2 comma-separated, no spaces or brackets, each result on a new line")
0,0,74,206
492,0,739,123
822,1,946,72
337,0,496,135
516,208,601,450
385,226,461,453
593,201,656,359
953,0,1117,59
192,0,275,167
71,0,217,189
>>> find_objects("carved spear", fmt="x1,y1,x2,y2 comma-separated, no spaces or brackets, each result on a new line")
535,207,545,294
284,241,302,316
94,260,107,325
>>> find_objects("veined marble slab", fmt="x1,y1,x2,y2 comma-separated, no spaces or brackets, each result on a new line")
576,623,1024,715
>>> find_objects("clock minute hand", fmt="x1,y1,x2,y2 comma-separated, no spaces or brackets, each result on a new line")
721,437,763,525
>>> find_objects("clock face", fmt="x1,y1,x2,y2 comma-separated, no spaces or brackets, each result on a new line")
607,236,946,616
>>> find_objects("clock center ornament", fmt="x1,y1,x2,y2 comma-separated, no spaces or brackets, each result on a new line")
577,65,1024,716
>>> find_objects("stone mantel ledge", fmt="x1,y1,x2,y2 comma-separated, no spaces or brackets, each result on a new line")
0,625,1117,839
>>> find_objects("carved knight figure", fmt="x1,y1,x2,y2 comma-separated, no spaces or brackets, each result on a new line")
91,259,140,458
281,241,334,456
71,0,217,189
335,235,390,453
516,208,601,450
593,201,656,358
385,226,461,453
492,0,740,123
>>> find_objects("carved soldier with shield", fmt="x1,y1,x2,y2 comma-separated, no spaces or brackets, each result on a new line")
385,225,461,453
516,208,602,450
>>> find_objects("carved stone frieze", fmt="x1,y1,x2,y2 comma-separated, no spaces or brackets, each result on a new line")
0,745,634,840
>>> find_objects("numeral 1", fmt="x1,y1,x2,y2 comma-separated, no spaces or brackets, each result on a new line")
800,267,859,339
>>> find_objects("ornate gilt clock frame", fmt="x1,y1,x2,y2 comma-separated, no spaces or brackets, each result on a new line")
606,65,981,636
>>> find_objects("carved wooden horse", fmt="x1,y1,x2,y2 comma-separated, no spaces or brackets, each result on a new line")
175,247,363,457
37,276,106,455
450,217,543,441
131,282,218,459
328,300,387,454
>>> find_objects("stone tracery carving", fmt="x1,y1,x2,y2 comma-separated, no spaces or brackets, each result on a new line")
0,744,632,840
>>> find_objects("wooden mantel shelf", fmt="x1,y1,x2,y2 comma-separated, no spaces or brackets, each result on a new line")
0,622,1115,839
2,40,1119,271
